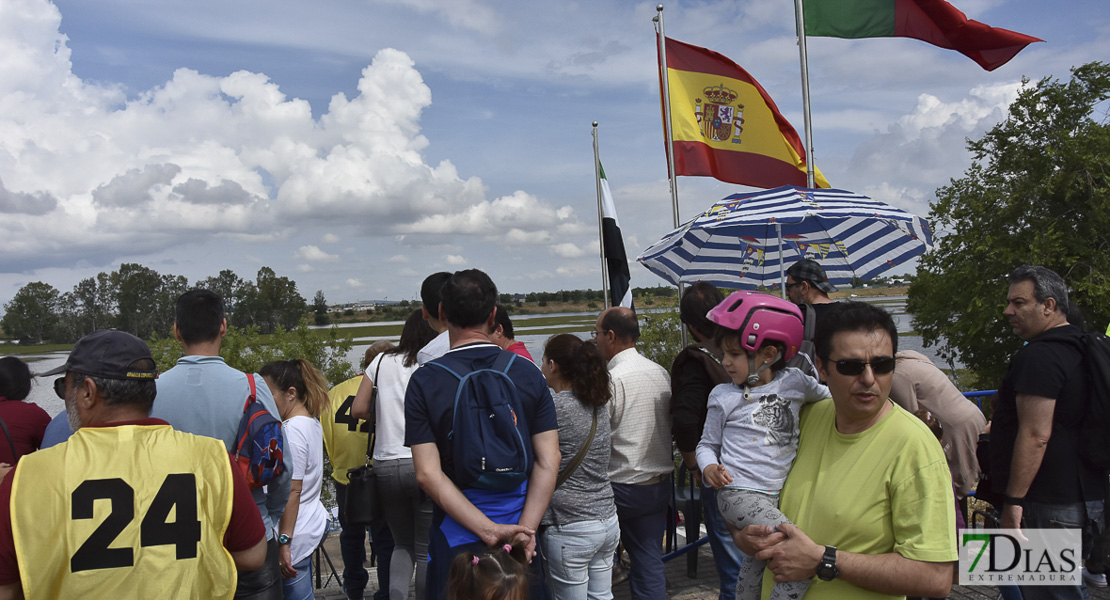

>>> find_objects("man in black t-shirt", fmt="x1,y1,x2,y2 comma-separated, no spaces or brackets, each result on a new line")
990,265,1104,599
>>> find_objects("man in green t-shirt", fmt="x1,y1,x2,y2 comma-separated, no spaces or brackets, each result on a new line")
736,302,957,600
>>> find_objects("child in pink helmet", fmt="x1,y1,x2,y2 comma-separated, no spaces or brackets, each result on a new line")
695,291,830,600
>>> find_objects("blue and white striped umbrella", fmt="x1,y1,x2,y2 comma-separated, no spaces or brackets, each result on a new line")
637,186,934,290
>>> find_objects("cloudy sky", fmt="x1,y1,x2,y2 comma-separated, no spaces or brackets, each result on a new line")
0,0,1106,306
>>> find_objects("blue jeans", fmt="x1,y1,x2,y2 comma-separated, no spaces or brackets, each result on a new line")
540,514,621,600
1018,500,1104,600
701,486,745,600
282,554,314,600
612,477,671,600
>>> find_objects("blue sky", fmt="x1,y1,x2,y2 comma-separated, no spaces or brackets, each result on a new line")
0,0,1106,305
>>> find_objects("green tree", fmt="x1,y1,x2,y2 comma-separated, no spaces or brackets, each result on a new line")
312,290,330,326
908,62,1110,385
113,263,166,339
2,282,61,344
196,269,245,317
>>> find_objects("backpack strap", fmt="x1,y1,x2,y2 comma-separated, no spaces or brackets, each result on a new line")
242,373,258,412
234,374,261,457
802,303,817,341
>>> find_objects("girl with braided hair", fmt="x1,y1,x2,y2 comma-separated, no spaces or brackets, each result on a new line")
448,543,529,600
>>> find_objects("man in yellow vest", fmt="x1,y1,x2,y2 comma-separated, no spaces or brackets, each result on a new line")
0,330,267,600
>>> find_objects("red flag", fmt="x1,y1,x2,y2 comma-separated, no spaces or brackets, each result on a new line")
804,0,1042,71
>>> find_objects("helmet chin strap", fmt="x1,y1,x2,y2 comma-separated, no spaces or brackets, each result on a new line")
745,348,782,387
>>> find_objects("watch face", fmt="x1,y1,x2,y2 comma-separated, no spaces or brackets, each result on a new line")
278,534,291,545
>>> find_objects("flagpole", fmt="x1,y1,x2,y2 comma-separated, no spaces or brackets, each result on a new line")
655,5,682,232
592,123,612,310
793,0,817,189
655,5,688,347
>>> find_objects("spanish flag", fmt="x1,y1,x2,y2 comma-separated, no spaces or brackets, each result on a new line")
660,37,830,189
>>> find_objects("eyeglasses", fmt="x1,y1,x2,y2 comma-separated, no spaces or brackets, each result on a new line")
826,357,896,376
53,377,67,399
785,281,803,290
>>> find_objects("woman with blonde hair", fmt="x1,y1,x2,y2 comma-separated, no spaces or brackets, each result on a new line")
259,358,330,600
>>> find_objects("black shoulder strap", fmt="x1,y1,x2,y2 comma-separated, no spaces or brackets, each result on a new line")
0,416,17,463
365,358,383,466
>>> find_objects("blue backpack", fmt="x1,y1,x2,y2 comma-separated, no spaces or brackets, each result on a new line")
233,374,286,489
428,351,531,492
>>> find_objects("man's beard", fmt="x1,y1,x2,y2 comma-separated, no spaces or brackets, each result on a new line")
65,392,81,433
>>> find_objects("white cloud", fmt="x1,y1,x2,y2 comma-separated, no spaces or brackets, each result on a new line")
550,243,586,259
346,278,362,287
0,2,577,273
385,255,409,263
445,255,466,265
321,233,339,243
399,190,580,239
842,82,1023,216
295,245,339,262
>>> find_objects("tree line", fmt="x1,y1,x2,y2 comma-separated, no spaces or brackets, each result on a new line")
1,265,309,345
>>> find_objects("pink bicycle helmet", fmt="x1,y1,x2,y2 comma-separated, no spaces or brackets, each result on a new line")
706,291,804,361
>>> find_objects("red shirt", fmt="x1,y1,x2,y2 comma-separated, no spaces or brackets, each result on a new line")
0,400,50,463
0,418,265,584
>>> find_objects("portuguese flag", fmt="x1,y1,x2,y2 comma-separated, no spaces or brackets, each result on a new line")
803,0,1042,71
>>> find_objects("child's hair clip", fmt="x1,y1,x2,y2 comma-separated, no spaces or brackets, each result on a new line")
472,555,480,565
502,544,513,553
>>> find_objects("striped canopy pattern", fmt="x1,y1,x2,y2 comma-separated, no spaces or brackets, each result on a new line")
637,186,934,290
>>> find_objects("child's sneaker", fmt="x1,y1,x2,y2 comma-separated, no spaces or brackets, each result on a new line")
1082,566,1108,587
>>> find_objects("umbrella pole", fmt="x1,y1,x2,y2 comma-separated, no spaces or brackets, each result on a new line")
777,223,786,299
656,5,689,347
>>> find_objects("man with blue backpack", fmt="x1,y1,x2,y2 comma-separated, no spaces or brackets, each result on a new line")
405,269,560,600
152,289,291,600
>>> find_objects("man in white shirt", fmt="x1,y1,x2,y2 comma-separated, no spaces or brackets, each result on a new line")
594,307,673,600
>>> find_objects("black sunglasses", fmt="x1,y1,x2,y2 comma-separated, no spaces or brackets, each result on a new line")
53,377,66,399
827,357,896,376
785,281,802,289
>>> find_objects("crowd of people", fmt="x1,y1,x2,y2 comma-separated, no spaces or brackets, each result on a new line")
0,261,1102,600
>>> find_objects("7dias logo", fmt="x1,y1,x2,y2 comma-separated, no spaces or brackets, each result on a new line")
960,529,1080,586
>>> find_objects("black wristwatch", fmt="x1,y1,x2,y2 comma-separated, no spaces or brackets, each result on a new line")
278,533,292,545
1004,495,1026,508
816,545,839,581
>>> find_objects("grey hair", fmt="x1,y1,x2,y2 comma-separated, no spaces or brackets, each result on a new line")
1007,265,1070,315
72,374,157,410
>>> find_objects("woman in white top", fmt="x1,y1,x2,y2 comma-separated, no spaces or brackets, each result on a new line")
260,358,331,600
352,309,438,600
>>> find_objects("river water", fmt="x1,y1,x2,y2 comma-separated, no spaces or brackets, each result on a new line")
22,296,953,417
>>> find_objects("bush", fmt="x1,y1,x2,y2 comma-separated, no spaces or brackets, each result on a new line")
637,297,683,370
149,318,357,386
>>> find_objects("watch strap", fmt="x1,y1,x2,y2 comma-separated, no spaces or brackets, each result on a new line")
816,545,839,581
